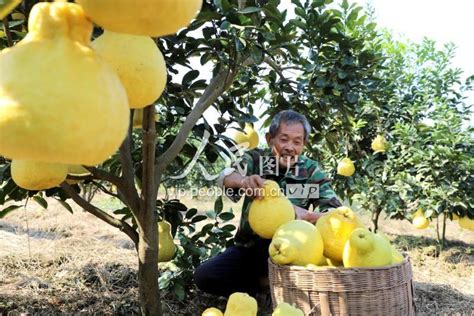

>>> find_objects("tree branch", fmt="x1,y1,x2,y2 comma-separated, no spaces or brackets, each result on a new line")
91,180,120,199
66,174,95,182
264,55,287,80
84,166,140,212
84,166,123,187
60,182,139,247
2,17,13,47
155,65,237,183
264,55,300,94
119,121,141,213
141,105,157,221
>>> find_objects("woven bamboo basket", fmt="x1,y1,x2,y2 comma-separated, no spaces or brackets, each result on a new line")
268,255,415,316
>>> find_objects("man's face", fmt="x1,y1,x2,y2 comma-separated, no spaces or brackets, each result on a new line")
266,122,306,169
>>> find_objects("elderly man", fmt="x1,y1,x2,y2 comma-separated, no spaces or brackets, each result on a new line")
194,110,341,298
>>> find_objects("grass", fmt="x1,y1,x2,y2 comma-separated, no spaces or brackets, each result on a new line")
0,192,473,315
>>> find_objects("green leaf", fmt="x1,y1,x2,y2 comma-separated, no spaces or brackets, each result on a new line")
185,208,198,219
0,204,21,218
33,195,48,210
346,92,359,104
294,7,306,18
201,223,214,233
173,282,186,301
220,20,231,30
182,70,200,86
341,0,349,10
222,224,236,231
205,209,216,219
250,45,264,64
214,196,223,214
56,199,73,214
289,19,307,29
218,212,235,221
191,215,207,223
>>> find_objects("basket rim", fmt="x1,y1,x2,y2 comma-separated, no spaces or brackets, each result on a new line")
268,253,411,273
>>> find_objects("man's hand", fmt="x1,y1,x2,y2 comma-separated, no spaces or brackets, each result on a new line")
240,175,265,200
294,205,323,224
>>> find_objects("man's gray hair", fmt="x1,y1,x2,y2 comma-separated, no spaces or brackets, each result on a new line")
269,110,311,142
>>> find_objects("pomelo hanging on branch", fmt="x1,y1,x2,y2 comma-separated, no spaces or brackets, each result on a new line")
233,123,260,149
371,135,387,153
75,0,203,37
337,157,355,177
11,160,68,191
92,31,167,109
0,1,129,166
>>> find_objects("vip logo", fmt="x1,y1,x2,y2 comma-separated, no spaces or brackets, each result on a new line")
286,184,319,199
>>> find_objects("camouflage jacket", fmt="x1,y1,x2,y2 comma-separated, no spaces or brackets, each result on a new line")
224,148,342,247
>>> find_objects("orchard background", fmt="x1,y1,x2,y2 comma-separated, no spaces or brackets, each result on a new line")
0,0,473,315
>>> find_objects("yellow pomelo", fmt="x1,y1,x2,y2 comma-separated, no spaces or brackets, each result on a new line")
412,216,429,229
11,160,68,190
412,209,429,229
272,303,304,316
244,124,259,149
379,232,404,264
224,292,257,316
337,158,355,177
158,220,176,262
391,246,404,264
371,135,387,153
451,213,460,221
343,228,392,268
233,130,249,147
316,206,365,262
92,31,167,109
66,165,90,185
316,254,328,266
132,109,160,129
458,216,474,231
0,2,129,166
248,180,294,239
326,257,343,267
67,165,90,175
269,220,324,266
75,0,203,37
233,123,259,149
0,0,21,20
202,307,223,316
261,179,281,197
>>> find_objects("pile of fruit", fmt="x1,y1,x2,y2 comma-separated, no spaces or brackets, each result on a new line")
200,184,405,314
0,0,202,190
202,292,304,316
248,180,403,269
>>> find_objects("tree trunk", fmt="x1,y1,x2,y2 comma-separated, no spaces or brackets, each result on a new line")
371,208,381,233
441,212,447,250
436,215,441,245
137,225,160,315
137,105,161,315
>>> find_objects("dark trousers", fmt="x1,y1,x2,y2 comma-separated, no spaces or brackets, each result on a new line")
193,239,271,298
